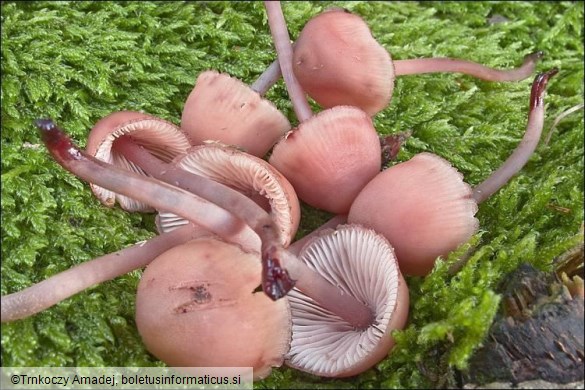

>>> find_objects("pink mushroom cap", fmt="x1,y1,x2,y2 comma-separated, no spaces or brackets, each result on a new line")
269,106,381,214
292,8,395,116
86,111,191,211
348,152,479,276
181,70,291,157
135,238,291,380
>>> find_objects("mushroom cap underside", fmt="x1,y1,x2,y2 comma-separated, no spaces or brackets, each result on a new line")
285,224,409,377
87,112,190,212
157,142,301,247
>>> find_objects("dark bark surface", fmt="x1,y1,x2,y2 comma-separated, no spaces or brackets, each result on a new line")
463,264,584,385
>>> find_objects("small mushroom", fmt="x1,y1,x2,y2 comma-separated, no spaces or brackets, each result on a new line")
348,69,558,276
269,106,382,213
135,237,292,380
86,111,191,211
285,224,410,377
265,1,382,214
181,70,291,157
292,8,543,116
349,152,479,276
155,142,301,247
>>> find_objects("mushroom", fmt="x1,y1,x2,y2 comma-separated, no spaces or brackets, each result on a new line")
136,220,408,379
154,142,301,247
348,69,558,276
285,224,410,377
135,237,291,380
86,110,191,211
292,8,543,116
265,1,382,214
349,152,479,276
36,119,376,329
180,69,291,157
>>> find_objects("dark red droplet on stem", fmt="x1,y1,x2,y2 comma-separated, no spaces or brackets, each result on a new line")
530,68,559,110
35,118,83,163
262,253,296,301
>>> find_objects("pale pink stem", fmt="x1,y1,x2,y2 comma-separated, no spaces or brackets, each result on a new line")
115,137,287,294
264,1,313,122
251,59,282,95
250,43,298,95
280,215,376,329
36,120,258,253
288,214,348,256
472,68,558,204
394,51,544,81
1,224,206,322
273,244,374,330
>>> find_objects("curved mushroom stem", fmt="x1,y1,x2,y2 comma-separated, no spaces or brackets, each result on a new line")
1,223,206,323
265,0,313,122
393,51,544,81
113,136,287,285
544,102,584,145
472,68,558,204
250,42,299,96
36,119,258,253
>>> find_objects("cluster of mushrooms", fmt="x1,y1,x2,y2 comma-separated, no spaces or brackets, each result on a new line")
1,2,559,380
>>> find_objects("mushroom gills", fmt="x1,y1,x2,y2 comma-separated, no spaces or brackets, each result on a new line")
285,224,409,377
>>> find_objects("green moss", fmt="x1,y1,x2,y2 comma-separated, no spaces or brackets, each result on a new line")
1,1,583,388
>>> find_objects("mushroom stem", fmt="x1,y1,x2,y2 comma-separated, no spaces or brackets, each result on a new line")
544,102,584,145
288,215,348,256
472,68,558,204
250,42,299,95
250,58,282,95
39,121,374,328
113,136,289,286
269,244,375,330
264,0,313,122
1,223,206,322
393,51,544,81
35,119,258,253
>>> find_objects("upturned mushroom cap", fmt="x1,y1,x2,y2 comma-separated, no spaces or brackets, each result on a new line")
157,143,301,247
181,70,291,157
269,106,381,214
348,152,479,276
135,238,291,380
293,8,395,116
285,224,409,377
87,111,191,211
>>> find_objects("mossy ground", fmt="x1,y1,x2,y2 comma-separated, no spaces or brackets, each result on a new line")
1,1,583,388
